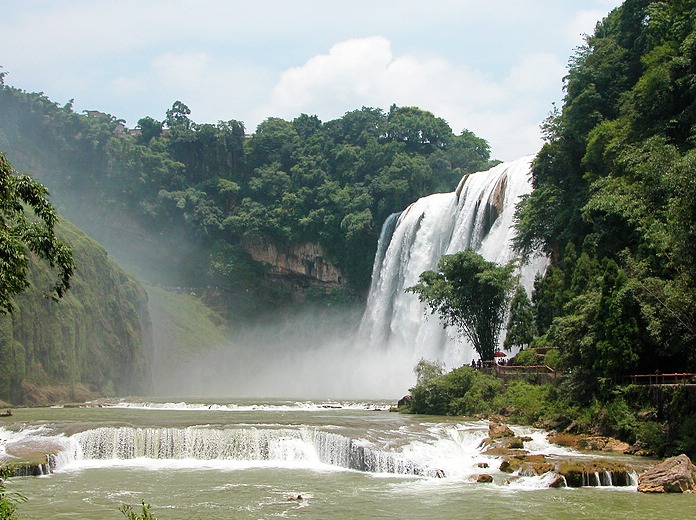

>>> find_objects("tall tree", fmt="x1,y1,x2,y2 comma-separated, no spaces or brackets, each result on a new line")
504,284,537,350
408,251,516,361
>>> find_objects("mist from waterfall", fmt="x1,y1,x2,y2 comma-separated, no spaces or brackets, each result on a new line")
357,156,547,375
148,157,546,400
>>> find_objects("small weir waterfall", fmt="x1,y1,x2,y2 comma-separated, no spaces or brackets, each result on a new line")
358,156,546,369
64,425,433,476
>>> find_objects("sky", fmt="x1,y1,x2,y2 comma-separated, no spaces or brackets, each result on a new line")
3,0,624,161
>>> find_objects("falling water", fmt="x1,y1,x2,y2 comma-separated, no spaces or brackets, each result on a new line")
358,156,547,369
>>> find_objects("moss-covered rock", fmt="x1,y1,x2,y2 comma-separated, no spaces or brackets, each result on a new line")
499,454,553,475
557,459,634,487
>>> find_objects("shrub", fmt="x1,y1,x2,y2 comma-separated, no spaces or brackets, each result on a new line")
503,381,550,423
448,373,504,415
512,349,541,366
592,396,637,442
675,415,696,459
635,420,668,457
407,366,505,416
543,349,561,370
120,501,157,520
0,467,26,520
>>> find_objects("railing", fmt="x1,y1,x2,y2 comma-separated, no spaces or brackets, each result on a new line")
476,362,557,381
495,364,557,379
625,373,696,385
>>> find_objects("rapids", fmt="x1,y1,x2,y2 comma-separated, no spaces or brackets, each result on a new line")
1,400,692,519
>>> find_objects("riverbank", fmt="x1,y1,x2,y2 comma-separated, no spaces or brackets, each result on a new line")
398,364,696,470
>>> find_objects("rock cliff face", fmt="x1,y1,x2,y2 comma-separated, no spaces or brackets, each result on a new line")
0,219,153,404
243,239,345,287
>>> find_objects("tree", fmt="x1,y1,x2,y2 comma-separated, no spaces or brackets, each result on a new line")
408,250,517,361
0,153,75,312
413,358,445,384
135,116,163,145
504,284,537,350
164,100,192,130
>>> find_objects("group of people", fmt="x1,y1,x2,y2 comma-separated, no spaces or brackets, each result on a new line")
470,357,510,370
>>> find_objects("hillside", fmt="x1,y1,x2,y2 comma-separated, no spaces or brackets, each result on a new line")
0,219,153,405
514,0,695,385
0,78,495,317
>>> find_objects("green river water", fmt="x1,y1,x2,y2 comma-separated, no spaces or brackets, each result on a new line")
1,399,694,519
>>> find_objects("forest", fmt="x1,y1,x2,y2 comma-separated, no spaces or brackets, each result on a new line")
515,0,695,387
405,0,696,458
0,75,493,317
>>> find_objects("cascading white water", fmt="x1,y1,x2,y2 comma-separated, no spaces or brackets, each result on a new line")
62,426,433,476
358,156,547,369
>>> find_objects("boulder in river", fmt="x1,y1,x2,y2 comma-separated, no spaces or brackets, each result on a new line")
638,454,696,493
488,422,515,439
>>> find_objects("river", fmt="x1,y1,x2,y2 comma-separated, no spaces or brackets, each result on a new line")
1,398,693,519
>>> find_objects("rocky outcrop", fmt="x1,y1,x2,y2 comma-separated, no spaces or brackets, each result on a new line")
577,436,631,453
480,422,533,454
488,422,515,439
547,432,631,454
495,453,635,488
500,454,554,476
638,454,696,493
243,239,344,286
472,473,493,483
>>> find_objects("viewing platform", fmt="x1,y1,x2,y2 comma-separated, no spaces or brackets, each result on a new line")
478,361,557,383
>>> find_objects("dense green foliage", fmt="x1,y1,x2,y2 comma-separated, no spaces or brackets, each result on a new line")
0,74,493,314
0,152,74,313
408,251,517,361
404,0,696,459
503,284,537,350
407,365,504,416
513,0,696,398
0,219,152,404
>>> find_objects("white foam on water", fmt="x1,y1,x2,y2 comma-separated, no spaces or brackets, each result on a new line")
103,399,391,412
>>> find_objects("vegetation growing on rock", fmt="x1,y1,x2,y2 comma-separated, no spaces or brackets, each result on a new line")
0,219,152,404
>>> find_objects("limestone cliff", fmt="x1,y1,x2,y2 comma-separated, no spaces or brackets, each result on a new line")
0,219,153,404
243,239,345,288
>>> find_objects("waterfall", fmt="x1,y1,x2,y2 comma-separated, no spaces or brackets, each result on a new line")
60,426,434,476
357,156,546,369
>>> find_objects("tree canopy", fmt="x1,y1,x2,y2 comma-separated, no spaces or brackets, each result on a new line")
408,250,517,361
512,0,696,397
0,152,74,312
0,85,494,315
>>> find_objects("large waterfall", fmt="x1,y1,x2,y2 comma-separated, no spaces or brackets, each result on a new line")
357,156,546,371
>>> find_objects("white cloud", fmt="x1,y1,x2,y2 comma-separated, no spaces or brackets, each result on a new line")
505,53,567,96
259,37,562,160
108,76,147,98
2,0,626,159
